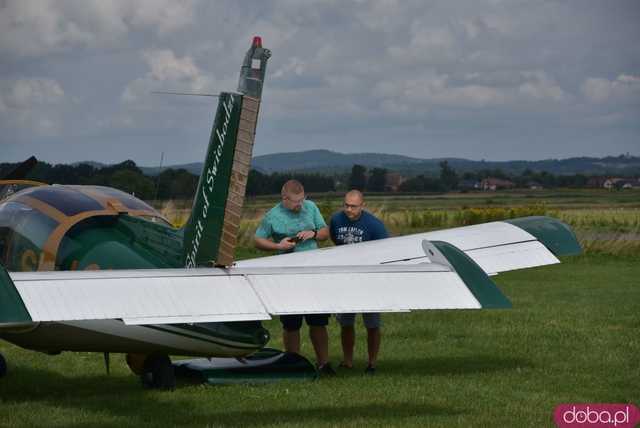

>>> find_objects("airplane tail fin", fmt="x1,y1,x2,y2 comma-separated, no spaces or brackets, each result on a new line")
183,37,271,267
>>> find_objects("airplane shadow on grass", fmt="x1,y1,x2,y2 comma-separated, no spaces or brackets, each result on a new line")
0,368,461,427
341,355,534,378
0,354,530,426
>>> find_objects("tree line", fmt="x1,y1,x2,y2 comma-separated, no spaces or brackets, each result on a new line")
0,160,336,200
1,159,633,202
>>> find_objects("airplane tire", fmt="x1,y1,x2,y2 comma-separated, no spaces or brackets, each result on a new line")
141,354,175,390
0,353,6,378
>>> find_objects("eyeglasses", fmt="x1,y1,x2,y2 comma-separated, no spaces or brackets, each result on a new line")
284,195,306,204
343,203,362,209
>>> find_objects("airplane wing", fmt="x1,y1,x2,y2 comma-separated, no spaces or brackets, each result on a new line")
0,240,510,327
236,216,581,276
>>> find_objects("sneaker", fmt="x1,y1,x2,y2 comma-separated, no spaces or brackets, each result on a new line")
364,365,376,375
317,362,337,377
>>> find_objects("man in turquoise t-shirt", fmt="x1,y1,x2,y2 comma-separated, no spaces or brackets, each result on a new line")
254,180,334,375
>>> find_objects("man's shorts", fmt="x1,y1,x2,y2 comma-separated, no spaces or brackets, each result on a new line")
335,313,382,329
280,314,330,331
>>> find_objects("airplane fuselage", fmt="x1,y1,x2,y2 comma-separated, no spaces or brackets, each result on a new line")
0,184,269,357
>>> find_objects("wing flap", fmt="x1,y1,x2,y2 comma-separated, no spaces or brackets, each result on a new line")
247,271,481,314
7,262,501,325
465,241,560,275
12,273,269,324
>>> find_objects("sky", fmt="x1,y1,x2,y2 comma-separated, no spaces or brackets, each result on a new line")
1,0,639,166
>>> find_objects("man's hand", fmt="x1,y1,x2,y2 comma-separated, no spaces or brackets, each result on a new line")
278,237,297,251
296,230,316,242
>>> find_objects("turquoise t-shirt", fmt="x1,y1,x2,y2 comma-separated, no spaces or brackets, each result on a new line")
255,200,327,252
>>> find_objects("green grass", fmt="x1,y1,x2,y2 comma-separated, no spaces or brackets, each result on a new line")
1,255,638,427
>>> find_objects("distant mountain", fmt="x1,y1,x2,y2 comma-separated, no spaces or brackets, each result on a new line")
137,150,640,176
140,162,203,176
250,150,427,173
71,161,107,169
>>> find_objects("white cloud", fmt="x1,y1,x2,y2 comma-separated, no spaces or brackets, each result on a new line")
0,78,66,137
582,74,640,103
517,71,566,102
387,26,457,64
144,50,200,82
1,79,65,109
122,49,215,105
0,0,196,57
372,73,507,112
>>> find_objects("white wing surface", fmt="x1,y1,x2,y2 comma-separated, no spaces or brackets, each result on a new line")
4,257,506,325
236,220,560,275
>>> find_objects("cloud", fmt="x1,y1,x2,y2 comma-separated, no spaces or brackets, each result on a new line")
582,74,640,103
122,49,215,104
0,78,66,136
0,0,196,57
517,71,566,102
1,78,65,109
2,1,640,163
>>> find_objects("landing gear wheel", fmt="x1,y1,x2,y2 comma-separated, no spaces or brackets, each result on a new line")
140,354,175,390
0,353,6,378
126,353,146,376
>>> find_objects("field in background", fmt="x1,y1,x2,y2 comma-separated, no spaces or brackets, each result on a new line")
1,189,637,427
158,189,640,258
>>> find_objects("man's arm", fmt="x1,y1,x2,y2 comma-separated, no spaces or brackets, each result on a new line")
295,226,328,242
255,236,296,251
315,226,329,241
371,216,389,240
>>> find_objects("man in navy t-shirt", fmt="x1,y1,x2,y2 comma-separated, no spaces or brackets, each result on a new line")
329,190,388,374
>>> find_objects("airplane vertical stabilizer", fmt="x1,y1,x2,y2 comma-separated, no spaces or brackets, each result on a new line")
183,37,270,267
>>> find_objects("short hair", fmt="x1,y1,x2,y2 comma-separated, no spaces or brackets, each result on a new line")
281,179,304,196
345,189,364,203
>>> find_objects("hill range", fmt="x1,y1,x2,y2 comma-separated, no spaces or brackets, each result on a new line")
136,150,640,177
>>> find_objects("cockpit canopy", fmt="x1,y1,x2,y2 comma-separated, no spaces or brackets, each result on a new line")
0,184,170,271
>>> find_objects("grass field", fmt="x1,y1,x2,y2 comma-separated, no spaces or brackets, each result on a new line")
1,190,638,427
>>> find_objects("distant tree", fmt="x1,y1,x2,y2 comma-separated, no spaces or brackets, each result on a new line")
155,168,199,199
398,175,425,192
398,174,446,193
424,176,447,192
109,170,155,200
439,160,458,191
348,164,367,191
367,168,387,192
247,169,271,195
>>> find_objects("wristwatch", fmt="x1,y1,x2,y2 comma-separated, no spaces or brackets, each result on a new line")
312,229,318,239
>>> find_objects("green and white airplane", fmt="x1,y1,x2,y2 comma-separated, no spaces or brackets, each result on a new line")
0,37,581,389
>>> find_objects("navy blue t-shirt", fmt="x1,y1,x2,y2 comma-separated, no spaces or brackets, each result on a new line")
330,211,388,245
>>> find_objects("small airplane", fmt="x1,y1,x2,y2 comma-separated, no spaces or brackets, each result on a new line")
0,37,581,389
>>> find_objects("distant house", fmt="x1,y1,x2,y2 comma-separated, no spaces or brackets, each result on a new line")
384,172,405,192
603,178,625,189
603,178,640,190
620,179,640,189
480,178,515,191
526,181,543,190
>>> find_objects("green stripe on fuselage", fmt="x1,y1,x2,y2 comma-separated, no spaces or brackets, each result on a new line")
145,324,265,351
0,265,32,323
431,241,512,309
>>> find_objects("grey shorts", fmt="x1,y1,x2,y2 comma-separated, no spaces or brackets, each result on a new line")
335,313,382,329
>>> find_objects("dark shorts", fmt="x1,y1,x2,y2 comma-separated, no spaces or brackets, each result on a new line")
280,314,330,331
336,313,382,329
